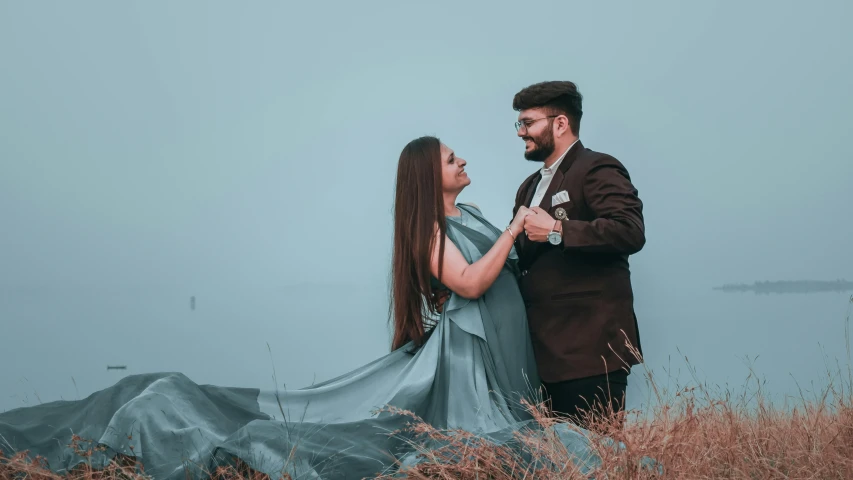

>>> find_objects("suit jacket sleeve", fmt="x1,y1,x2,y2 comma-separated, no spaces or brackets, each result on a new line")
559,157,645,254
512,179,528,217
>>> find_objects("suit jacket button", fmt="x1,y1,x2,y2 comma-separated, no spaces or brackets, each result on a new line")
521,270,528,276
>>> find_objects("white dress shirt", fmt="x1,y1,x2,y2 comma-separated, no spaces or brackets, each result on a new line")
528,139,579,207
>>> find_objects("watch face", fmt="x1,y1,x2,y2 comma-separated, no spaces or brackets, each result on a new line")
548,232,561,245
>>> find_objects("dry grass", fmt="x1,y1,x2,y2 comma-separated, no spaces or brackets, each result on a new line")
376,335,853,479
6,367,853,480
4,297,853,479
0,435,283,480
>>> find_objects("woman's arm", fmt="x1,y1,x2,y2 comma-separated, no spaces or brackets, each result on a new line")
430,207,530,299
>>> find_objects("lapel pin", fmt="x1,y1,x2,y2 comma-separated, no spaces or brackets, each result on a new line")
555,207,567,220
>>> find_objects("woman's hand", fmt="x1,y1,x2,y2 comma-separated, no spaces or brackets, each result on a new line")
510,206,533,236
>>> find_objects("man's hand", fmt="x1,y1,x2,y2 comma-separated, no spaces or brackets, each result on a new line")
523,206,559,242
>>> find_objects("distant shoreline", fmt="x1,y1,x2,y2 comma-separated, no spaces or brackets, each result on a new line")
713,280,853,294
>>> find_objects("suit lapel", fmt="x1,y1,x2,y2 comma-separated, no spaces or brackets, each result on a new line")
559,140,583,173
523,172,541,208
541,140,583,210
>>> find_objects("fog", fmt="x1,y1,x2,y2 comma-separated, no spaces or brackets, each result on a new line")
2,1,852,412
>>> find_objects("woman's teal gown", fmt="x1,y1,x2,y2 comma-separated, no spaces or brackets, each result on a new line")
0,204,614,479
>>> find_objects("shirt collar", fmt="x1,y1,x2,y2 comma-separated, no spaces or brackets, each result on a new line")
540,139,579,176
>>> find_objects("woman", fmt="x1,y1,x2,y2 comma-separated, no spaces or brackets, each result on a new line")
0,136,597,480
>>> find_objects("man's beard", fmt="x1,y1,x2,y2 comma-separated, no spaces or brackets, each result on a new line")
523,129,555,162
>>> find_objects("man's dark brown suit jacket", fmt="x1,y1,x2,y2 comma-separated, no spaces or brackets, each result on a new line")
513,140,644,383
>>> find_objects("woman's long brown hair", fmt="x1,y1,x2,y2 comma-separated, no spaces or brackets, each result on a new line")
390,136,447,351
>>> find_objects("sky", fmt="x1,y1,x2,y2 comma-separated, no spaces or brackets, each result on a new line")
1,1,852,411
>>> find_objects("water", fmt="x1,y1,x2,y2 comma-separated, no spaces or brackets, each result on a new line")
1,283,850,413
0,283,393,412
629,283,852,409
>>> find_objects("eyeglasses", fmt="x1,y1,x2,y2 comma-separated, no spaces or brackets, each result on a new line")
515,116,557,132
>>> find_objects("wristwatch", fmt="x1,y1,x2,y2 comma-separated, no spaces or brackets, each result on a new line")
547,220,562,245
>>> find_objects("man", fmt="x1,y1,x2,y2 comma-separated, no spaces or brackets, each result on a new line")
511,81,644,429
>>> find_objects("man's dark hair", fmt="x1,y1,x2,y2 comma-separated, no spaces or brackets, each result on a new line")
513,81,583,136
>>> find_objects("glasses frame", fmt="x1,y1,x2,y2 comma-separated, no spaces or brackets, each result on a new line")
515,115,559,132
